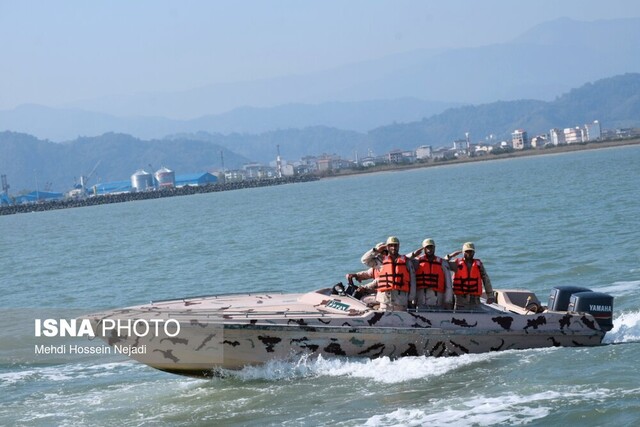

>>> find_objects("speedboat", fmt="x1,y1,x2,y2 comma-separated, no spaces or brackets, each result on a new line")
83,284,614,378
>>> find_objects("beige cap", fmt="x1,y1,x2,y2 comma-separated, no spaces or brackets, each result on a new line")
386,236,400,245
422,238,435,247
463,242,476,252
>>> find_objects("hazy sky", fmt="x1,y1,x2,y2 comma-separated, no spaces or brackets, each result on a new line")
2,0,640,111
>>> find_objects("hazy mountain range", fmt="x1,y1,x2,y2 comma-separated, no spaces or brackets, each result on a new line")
0,99,459,142
65,17,640,119
2,72,640,193
1,16,640,142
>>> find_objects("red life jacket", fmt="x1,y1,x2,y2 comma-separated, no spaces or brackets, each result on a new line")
377,255,410,293
415,255,446,293
453,258,483,296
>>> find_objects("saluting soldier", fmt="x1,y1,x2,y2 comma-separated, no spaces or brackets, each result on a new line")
409,238,454,309
372,236,416,311
446,242,495,310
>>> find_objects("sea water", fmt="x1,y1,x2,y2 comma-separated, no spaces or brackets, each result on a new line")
1,145,640,426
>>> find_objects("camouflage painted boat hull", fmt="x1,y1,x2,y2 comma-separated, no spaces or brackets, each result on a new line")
83,288,609,377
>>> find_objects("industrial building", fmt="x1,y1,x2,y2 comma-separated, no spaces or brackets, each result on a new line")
14,191,64,204
90,172,217,196
92,181,132,196
175,173,217,187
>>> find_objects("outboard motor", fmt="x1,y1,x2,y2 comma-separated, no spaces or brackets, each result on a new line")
547,286,592,311
568,292,615,331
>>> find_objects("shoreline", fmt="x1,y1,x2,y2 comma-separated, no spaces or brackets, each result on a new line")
324,137,640,179
0,175,319,216
1,138,638,216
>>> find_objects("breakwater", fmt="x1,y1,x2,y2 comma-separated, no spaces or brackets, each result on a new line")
0,175,318,216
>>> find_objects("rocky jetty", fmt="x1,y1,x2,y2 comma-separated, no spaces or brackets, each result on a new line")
0,176,319,216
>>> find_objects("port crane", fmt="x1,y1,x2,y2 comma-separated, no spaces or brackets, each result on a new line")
70,160,101,198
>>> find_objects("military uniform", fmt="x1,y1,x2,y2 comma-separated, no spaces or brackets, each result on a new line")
447,242,494,311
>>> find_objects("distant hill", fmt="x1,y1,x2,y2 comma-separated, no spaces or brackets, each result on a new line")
187,99,458,136
182,73,640,160
0,132,249,192
548,73,640,128
166,127,369,166
2,73,640,193
0,98,459,142
366,73,640,152
179,73,640,161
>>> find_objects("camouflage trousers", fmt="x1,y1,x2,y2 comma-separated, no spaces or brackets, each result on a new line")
454,294,482,311
376,290,409,311
416,288,441,308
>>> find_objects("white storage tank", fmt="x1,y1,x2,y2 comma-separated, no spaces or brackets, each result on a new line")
131,169,154,192
155,166,175,189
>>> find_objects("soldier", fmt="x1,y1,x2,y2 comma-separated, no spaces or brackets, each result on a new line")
345,242,386,298
360,241,387,269
447,242,495,310
344,241,397,307
409,238,454,309
372,236,416,311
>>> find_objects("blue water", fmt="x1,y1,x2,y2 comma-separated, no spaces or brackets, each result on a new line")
2,145,640,426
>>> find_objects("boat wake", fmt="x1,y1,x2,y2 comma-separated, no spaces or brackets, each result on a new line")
0,361,139,387
604,310,640,344
217,351,510,384
213,310,640,383
362,387,621,427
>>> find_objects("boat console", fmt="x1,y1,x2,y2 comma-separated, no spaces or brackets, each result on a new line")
493,289,545,314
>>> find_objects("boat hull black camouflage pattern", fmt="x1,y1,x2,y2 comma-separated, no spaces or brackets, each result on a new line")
83,288,607,377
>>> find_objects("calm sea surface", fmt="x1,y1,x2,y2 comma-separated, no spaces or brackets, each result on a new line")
1,145,640,426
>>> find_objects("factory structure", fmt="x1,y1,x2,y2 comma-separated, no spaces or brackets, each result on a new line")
3,118,638,207
91,168,218,196
0,166,219,206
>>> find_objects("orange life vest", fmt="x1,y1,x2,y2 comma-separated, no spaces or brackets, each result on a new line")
415,255,446,293
377,255,410,293
452,258,483,296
